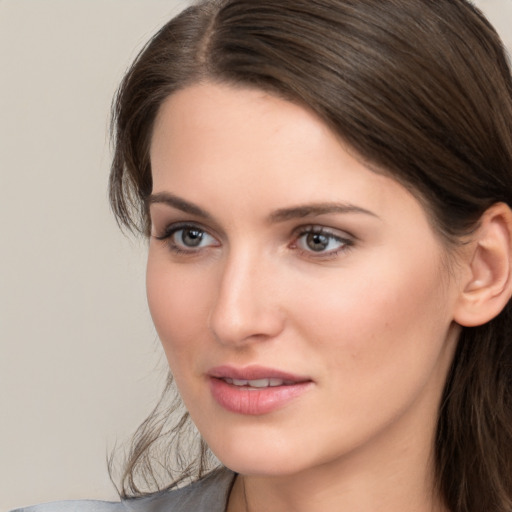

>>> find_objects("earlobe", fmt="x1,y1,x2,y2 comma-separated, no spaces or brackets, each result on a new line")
454,202,512,327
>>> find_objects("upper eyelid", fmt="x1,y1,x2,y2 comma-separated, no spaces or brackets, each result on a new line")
153,220,220,240
148,204,223,236
293,224,356,240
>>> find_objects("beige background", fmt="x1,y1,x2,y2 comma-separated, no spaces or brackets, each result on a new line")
1,0,511,510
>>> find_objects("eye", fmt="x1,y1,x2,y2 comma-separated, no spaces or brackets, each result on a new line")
294,227,352,256
155,223,219,254
175,227,210,248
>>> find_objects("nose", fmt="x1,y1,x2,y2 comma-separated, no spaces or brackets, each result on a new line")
208,248,285,346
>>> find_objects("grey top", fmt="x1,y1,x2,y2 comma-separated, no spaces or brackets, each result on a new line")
12,468,236,512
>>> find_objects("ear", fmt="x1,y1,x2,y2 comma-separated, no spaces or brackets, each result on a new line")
454,202,512,327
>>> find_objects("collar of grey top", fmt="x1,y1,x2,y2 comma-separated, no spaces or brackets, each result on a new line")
11,468,237,512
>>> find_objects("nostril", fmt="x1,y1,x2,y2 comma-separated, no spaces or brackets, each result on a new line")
208,298,285,346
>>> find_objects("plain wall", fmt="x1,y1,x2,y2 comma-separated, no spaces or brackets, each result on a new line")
1,1,187,509
1,0,511,509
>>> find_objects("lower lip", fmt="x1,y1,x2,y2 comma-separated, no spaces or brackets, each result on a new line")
209,378,312,415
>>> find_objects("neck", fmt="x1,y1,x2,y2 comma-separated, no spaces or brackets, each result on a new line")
226,407,449,512
228,452,447,512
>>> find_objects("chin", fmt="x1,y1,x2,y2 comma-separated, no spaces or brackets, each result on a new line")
203,428,313,477
220,453,305,477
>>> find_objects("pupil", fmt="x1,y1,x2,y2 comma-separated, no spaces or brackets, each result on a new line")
307,233,328,251
182,229,203,247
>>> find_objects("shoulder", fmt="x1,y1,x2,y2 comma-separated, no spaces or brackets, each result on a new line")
10,500,122,512
124,467,236,512
11,468,236,512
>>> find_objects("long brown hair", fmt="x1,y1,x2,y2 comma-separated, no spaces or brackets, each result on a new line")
109,1,512,510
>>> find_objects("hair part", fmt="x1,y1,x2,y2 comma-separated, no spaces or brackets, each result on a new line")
109,1,512,510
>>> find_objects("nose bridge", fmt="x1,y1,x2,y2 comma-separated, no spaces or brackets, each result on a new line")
208,243,283,345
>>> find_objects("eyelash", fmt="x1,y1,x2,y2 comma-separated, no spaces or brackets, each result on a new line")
154,222,218,255
154,222,354,259
293,226,354,259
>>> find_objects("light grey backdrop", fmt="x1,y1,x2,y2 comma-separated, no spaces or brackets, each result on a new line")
1,0,511,509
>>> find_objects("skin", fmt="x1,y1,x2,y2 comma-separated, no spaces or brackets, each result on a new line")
147,82,463,512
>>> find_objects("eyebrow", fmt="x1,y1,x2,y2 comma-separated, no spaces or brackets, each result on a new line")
147,192,379,223
148,192,213,219
269,203,379,223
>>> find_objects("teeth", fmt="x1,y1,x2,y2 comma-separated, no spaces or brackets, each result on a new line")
225,378,286,388
248,379,272,388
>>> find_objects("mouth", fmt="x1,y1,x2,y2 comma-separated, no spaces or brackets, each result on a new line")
207,365,313,415
208,364,311,382
220,377,297,388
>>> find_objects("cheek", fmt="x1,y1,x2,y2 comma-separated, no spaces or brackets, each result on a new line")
146,254,212,371
290,248,452,387
277,250,456,456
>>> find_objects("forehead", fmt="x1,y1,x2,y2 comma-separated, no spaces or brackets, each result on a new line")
149,82,431,233
151,82,363,189
150,82,333,164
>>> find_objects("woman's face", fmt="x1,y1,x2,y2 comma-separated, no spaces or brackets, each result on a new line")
147,82,462,478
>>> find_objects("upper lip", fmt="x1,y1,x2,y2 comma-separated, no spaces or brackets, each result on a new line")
208,365,312,383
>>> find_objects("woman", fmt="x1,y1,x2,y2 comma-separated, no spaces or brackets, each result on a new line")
15,0,512,511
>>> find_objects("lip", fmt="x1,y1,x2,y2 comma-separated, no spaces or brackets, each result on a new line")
208,365,313,415
208,365,310,382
